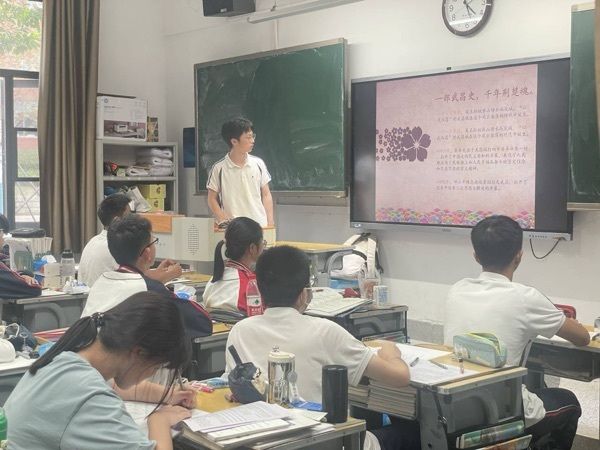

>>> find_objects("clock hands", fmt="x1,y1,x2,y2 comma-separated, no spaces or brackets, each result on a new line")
463,0,477,17
462,0,471,17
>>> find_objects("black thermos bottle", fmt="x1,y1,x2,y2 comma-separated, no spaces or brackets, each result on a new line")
322,364,348,423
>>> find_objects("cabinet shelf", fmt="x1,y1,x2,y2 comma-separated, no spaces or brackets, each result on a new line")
96,140,179,232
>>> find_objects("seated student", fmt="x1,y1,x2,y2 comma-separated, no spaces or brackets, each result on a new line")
0,228,41,298
224,245,418,450
82,214,212,339
5,292,194,450
203,216,265,313
78,193,182,287
443,215,590,450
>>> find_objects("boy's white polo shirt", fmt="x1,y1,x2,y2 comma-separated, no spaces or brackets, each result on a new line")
207,153,271,226
224,307,374,403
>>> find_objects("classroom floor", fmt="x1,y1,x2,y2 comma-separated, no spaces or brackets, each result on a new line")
561,377,599,448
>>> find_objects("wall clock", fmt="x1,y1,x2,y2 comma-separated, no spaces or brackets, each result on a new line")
442,0,493,37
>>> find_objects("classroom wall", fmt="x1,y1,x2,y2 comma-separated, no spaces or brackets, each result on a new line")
98,0,600,325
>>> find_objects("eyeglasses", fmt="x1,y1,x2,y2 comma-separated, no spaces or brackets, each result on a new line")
243,133,256,141
140,237,159,256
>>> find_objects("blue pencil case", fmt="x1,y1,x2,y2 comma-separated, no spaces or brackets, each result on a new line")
453,332,507,368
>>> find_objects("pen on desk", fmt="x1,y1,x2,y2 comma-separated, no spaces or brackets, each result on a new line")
429,360,448,370
458,358,464,374
409,356,419,367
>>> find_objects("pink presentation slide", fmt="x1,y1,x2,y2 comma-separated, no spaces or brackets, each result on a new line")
375,65,538,228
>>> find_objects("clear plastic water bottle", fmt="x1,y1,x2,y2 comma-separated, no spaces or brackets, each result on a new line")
60,249,76,285
246,274,263,317
0,406,7,441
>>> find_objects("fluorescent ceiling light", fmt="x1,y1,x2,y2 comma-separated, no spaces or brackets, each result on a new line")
248,0,365,24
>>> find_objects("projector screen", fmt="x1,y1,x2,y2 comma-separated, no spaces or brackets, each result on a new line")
351,57,573,239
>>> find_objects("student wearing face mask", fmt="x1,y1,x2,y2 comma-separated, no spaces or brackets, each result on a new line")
223,245,418,450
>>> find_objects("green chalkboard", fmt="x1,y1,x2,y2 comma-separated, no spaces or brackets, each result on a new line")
568,5,600,207
194,39,347,194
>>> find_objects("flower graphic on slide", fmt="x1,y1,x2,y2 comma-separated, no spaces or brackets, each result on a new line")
376,126,431,162
401,126,430,162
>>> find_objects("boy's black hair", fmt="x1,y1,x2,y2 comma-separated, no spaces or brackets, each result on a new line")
471,215,523,270
221,117,253,149
255,245,309,308
107,214,152,267
212,217,263,282
97,193,131,227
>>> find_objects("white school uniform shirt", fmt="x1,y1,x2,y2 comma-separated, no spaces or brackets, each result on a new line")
78,230,118,287
443,271,566,426
206,153,271,226
224,307,374,403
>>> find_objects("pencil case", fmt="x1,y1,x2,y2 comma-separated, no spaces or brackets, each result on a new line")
452,332,507,368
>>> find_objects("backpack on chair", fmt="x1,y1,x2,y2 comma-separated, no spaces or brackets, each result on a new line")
330,233,383,280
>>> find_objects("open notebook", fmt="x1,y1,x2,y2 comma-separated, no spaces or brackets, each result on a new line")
305,288,371,317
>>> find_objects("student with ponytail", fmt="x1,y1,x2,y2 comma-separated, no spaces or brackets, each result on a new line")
203,217,266,313
5,292,194,450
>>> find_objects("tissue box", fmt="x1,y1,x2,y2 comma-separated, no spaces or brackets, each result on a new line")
96,96,148,141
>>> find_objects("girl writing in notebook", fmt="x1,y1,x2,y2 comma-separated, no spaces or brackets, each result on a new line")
203,216,266,314
5,292,194,450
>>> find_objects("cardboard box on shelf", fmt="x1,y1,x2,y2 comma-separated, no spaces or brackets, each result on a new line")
138,184,166,199
96,96,148,141
146,197,165,212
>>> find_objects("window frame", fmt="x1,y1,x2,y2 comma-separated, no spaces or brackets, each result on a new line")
0,68,40,228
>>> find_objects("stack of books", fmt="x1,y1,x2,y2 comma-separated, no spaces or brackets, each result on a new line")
348,383,369,409
367,380,418,419
180,401,325,449
455,419,529,449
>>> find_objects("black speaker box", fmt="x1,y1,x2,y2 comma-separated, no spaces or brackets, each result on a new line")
203,0,255,17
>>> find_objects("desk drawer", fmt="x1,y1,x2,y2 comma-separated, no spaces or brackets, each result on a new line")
329,309,407,340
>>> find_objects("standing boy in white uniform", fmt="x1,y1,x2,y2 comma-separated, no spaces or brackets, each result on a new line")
444,215,590,450
207,117,274,227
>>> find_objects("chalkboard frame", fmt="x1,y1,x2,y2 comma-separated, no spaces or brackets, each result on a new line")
567,3,600,210
194,38,348,197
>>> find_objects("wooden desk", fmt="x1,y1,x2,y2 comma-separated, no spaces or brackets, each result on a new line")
273,241,353,287
177,390,366,450
167,273,212,295
350,344,527,450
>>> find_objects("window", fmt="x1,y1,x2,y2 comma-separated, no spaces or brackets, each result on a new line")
0,0,42,228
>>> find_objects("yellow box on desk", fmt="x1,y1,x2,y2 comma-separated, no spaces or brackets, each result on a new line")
138,184,166,199
146,197,165,212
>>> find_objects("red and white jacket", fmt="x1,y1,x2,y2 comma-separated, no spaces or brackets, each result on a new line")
203,261,264,313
